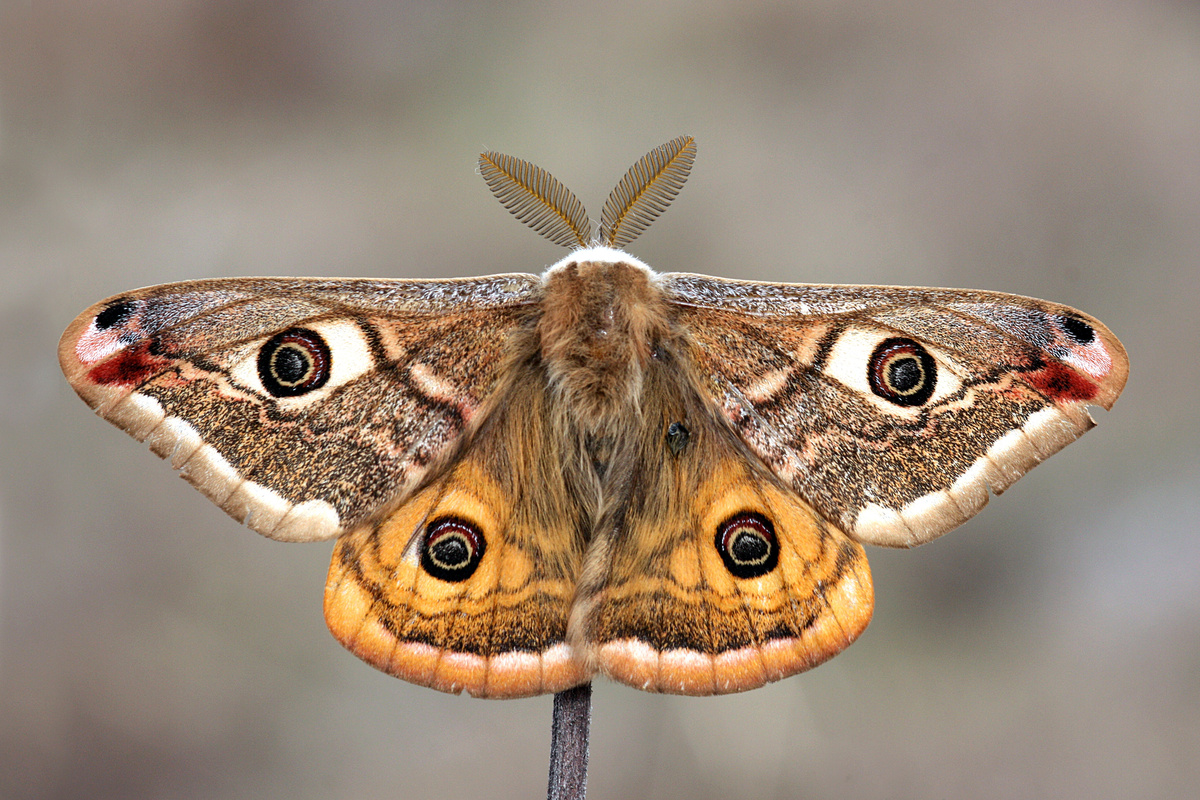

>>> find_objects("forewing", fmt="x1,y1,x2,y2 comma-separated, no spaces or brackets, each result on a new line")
663,274,1129,547
59,275,540,541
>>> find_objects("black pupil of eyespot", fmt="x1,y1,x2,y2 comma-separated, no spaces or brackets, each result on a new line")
273,345,309,384
432,535,469,567
888,356,922,393
730,530,768,563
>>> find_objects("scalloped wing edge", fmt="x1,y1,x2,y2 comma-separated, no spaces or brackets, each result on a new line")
851,403,1094,547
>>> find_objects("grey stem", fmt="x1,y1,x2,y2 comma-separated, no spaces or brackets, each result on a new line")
546,683,592,800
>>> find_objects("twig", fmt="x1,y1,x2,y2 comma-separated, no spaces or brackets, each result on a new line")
546,683,592,800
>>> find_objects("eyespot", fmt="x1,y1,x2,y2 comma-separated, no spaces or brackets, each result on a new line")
868,337,937,407
420,517,486,582
257,328,331,397
1058,315,1095,345
715,512,778,579
95,300,135,330
666,421,690,456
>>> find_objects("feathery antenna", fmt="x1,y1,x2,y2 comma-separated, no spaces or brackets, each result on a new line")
598,135,696,248
479,151,593,248
480,136,695,250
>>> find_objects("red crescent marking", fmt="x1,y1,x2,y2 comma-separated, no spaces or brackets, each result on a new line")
87,342,170,386
1025,361,1097,402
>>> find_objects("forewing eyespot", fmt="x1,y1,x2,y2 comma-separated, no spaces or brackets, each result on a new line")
868,337,937,407
257,328,331,397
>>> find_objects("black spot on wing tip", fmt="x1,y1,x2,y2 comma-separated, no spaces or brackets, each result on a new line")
1059,315,1095,345
95,300,135,330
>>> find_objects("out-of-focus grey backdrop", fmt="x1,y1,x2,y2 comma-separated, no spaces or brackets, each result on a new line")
2,3,1197,799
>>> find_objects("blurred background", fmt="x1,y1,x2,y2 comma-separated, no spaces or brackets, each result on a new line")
2,2,1197,798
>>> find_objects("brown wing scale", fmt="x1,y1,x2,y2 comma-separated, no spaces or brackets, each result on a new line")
58,276,540,541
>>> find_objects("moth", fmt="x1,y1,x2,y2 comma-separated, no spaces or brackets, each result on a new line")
60,136,1127,698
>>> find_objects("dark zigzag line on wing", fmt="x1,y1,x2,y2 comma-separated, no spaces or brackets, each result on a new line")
593,523,859,653
337,542,569,655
